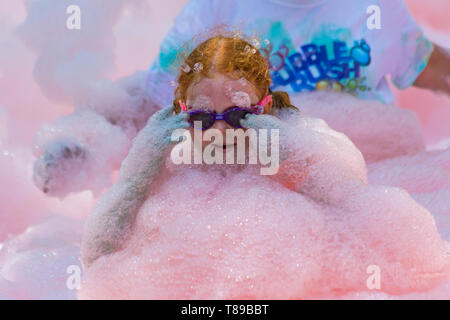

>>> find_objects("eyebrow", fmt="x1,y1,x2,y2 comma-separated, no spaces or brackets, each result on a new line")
190,81,212,96
187,104,256,112
186,103,213,111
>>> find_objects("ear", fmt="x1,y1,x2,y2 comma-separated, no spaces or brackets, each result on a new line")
263,95,273,114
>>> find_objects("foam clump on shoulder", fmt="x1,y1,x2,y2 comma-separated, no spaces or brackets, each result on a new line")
290,91,425,163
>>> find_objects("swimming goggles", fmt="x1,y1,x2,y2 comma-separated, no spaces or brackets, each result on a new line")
179,95,272,130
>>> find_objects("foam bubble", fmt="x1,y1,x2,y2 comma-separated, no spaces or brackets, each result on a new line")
16,0,143,104
231,91,251,107
193,62,204,73
368,148,450,194
251,38,261,49
181,63,191,73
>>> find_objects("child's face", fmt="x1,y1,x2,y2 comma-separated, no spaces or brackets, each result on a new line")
185,73,271,148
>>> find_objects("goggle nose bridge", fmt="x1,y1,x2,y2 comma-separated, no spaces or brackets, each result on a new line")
215,113,226,120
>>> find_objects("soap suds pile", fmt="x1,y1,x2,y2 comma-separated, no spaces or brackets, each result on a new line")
80,164,450,299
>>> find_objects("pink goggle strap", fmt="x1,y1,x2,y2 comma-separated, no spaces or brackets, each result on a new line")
179,100,188,112
258,94,272,107
254,94,272,114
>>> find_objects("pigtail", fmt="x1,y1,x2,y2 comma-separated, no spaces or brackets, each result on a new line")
269,89,300,112
173,99,182,114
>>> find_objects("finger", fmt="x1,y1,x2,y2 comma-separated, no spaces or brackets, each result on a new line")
163,113,189,129
239,113,263,129
173,111,190,124
242,114,283,130
175,121,191,129
164,130,188,145
171,116,191,129
174,112,189,121
169,112,189,124
155,105,175,120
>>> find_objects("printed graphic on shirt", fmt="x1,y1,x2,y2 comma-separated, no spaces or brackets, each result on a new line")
260,22,373,94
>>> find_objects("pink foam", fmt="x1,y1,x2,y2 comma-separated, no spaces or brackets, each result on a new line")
0,216,83,299
79,163,449,299
368,148,450,194
1,0,449,300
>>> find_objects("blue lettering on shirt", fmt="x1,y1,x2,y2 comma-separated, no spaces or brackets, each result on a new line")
268,39,372,94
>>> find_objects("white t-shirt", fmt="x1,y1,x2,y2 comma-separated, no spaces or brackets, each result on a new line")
147,0,433,107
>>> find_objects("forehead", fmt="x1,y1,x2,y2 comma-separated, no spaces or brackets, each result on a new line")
187,74,259,102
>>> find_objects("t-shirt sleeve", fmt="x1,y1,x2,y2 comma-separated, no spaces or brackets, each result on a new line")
146,0,227,108
379,0,434,89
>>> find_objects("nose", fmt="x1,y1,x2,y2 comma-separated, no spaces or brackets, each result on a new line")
211,119,232,134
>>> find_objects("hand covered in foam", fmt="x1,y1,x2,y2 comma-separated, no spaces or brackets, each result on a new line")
32,109,131,198
137,104,190,152
33,139,85,194
240,112,297,162
81,106,189,266
117,105,189,179
241,111,368,205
